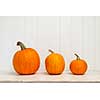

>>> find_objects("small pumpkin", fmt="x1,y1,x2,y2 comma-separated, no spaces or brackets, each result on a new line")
13,41,40,75
45,49,65,75
70,53,88,75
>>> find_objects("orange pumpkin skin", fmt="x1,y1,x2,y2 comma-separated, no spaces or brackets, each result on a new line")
13,42,40,75
70,54,87,75
45,50,65,75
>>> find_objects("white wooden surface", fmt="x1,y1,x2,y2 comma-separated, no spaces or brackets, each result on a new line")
0,16,99,82
0,70,100,83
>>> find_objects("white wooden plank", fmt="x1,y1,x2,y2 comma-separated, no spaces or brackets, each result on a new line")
60,16,72,70
37,16,59,71
0,17,25,71
96,17,100,70
0,70,100,83
70,16,82,57
24,16,38,48
82,17,96,70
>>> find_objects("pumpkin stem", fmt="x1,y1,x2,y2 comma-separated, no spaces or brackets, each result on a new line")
17,41,26,50
74,53,80,60
48,49,54,54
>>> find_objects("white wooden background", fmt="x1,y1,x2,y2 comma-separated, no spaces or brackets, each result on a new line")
0,16,99,73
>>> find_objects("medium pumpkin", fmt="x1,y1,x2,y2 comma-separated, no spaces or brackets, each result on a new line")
45,49,65,75
13,41,40,75
70,54,88,75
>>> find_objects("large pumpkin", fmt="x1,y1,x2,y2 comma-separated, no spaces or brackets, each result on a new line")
70,53,88,75
45,49,65,75
13,41,40,75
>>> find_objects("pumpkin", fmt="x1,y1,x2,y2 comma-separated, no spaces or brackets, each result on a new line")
13,41,40,75
70,53,88,75
45,49,65,75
